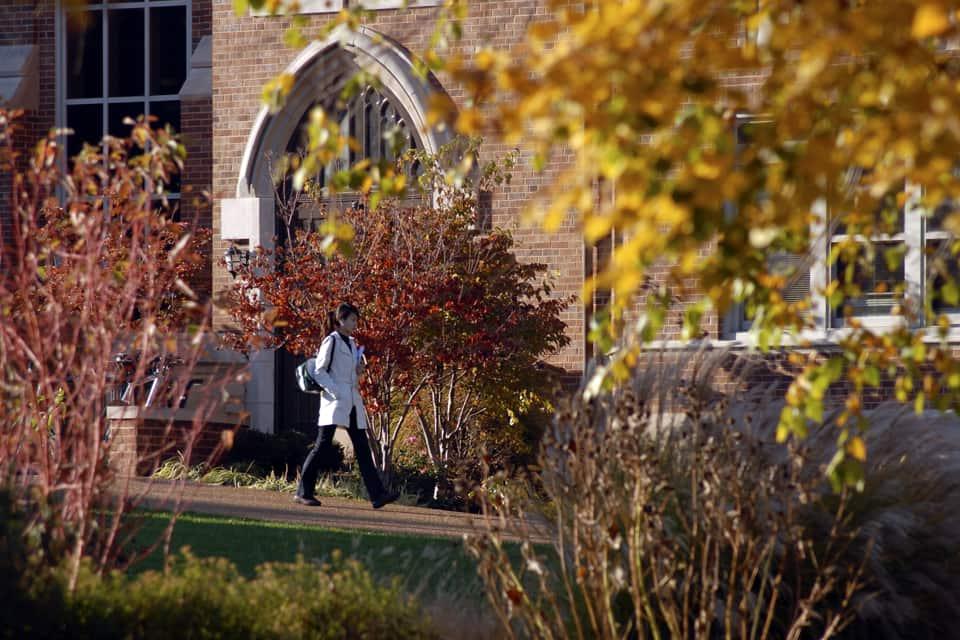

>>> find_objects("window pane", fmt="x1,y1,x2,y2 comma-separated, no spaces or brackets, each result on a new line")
108,9,145,97
149,100,181,193
149,99,180,133
769,252,811,303
150,6,187,96
108,102,145,138
362,97,374,164
150,195,181,222
286,105,327,189
928,200,958,232
833,243,905,318
285,87,419,196
735,118,775,148
67,10,103,99
928,241,960,313
833,185,905,236
66,103,103,160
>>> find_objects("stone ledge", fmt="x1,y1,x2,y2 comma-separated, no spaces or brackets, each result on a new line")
0,44,38,110
179,36,212,99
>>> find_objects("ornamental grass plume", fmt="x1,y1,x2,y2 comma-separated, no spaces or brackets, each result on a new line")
468,347,866,640
470,345,960,639
728,397,960,639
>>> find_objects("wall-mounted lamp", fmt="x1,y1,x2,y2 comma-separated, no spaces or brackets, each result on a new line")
224,243,250,277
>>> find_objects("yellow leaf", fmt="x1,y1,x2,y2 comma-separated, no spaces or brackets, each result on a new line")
474,48,500,72
650,195,689,227
584,214,613,244
455,108,482,135
846,436,867,462
913,3,951,38
692,160,721,180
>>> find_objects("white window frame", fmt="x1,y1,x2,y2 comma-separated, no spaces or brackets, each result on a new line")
726,115,957,342
350,0,442,8
822,182,923,332
733,183,960,344
56,0,191,202
920,192,960,326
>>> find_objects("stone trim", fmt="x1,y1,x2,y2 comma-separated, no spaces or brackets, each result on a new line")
0,45,38,110
252,0,441,16
179,35,213,100
235,24,450,199
220,196,275,244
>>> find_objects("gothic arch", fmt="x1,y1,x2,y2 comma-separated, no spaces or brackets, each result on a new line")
224,26,452,434
235,25,451,199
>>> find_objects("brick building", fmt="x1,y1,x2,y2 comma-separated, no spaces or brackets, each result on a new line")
0,1,930,434
0,0,597,434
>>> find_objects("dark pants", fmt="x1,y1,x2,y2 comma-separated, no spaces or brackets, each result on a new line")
296,407,386,503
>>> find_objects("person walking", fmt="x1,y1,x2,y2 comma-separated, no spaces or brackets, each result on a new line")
294,303,399,509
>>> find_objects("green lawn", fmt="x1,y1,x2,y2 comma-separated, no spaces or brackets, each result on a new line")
132,511,489,604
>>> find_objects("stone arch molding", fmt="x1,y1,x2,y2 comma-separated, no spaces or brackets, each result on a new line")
221,25,450,433
235,25,447,202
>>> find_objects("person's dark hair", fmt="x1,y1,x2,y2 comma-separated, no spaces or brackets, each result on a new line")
327,302,360,334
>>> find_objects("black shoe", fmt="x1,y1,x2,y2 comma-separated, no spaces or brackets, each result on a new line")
293,496,321,507
372,490,400,509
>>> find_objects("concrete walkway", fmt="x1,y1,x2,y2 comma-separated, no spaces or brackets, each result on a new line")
123,477,552,542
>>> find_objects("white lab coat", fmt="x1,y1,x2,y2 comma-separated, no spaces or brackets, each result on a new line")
309,332,368,429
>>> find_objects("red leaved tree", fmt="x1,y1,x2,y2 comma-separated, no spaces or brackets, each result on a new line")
410,227,569,497
0,111,224,591
224,148,569,492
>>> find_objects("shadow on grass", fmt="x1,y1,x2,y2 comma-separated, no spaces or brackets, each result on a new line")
135,512,472,580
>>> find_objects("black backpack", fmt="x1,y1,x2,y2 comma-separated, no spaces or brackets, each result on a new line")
294,335,338,394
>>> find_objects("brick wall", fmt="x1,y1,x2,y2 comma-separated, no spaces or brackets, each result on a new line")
0,114,37,259
2,0,952,416
181,114,213,294
210,1,586,373
181,95,213,300
110,416,231,476
180,1,215,301
0,114,13,254
193,0,212,46
0,1,56,249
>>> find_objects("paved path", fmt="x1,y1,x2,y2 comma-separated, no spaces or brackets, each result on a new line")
124,478,552,542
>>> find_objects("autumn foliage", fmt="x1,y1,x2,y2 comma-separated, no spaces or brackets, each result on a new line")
0,110,220,590
223,155,568,489
391,0,960,486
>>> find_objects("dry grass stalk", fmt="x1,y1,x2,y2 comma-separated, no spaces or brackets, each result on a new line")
468,347,866,639
728,396,960,639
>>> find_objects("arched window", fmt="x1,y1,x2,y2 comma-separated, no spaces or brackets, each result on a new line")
279,83,422,231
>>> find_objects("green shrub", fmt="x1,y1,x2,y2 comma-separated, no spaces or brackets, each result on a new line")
0,489,69,640
16,550,437,640
1,491,436,640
